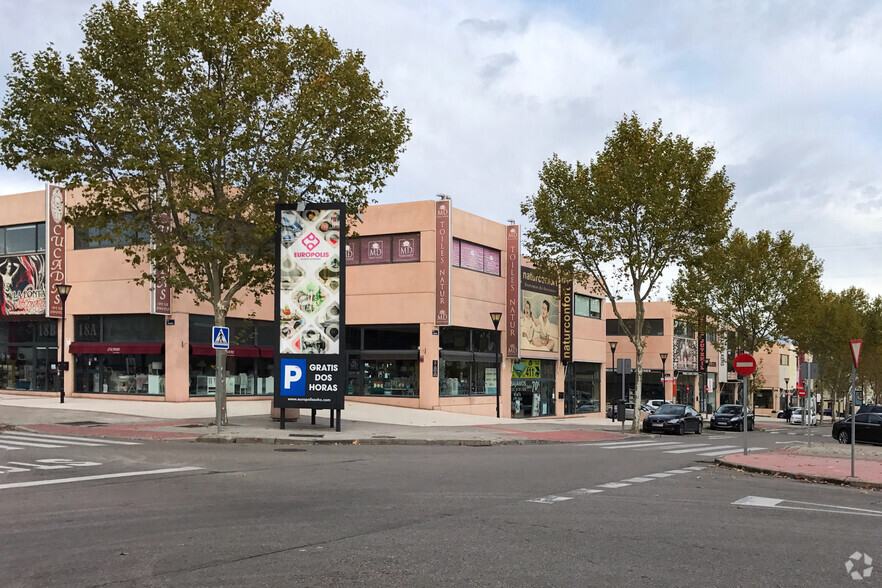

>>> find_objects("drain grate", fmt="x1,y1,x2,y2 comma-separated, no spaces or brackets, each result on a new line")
275,447,307,452
288,433,325,438
59,421,106,427
178,424,208,428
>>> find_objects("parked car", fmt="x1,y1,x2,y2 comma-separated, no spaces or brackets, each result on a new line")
832,413,882,445
789,407,818,426
607,402,635,420
642,404,702,435
643,399,667,413
710,404,755,431
857,404,882,415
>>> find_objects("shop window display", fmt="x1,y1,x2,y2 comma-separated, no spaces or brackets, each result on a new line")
511,359,556,417
347,359,418,396
75,353,165,395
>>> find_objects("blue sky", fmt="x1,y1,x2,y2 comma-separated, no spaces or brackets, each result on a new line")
2,0,881,297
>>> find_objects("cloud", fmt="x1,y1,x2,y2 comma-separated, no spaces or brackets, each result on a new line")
1,0,880,296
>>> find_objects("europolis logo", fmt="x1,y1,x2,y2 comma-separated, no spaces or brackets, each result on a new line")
280,358,306,396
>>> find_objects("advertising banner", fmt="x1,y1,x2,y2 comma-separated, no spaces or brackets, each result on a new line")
274,203,345,410
674,337,698,371
151,213,172,315
0,254,47,316
520,267,559,353
434,200,451,325
45,184,66,318
505,225,520,358
560,281,573,363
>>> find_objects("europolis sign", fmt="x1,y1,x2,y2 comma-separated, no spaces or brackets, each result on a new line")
273,203,345,416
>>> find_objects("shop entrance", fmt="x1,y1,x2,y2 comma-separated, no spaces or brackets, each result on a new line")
511,359,556,418
34,346,59,392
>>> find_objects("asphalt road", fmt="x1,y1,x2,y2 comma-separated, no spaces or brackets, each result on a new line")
0,425,877,587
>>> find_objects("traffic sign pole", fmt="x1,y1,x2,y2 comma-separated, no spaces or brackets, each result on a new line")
742,375,748,455
216,349,222,434
850,339,862,479
733,353,757,455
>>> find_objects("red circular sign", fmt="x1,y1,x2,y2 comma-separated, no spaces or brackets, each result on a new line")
798,388,807,397
733,353,757,376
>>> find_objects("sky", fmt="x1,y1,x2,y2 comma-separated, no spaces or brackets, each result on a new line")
2,0,881,298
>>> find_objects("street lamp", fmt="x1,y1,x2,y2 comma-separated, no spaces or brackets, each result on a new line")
609,341,618,411
489,311,502,418
659,352,668,401
784,377,789,413
56,283,72,404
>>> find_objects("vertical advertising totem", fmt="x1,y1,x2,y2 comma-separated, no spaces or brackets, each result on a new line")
274,203,345,427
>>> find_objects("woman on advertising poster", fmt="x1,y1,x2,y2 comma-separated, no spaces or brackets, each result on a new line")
532,299,558,351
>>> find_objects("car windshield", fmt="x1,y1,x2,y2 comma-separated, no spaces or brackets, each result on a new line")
717,405,741,414
655,405,684,416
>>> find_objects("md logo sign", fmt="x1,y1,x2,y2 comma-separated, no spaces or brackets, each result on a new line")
280,358,306,397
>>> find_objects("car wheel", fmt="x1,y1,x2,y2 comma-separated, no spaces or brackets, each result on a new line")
737,422,743,432
678,423,685,435
838,430,850,444
696,422,702,435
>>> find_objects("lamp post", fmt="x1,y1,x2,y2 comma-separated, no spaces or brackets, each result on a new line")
56,284,72,404
784,377,789,414
489,311,502,418
659,352,668,402
609,341,617,414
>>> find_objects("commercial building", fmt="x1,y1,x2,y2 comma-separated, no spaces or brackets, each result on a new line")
1,189,610,418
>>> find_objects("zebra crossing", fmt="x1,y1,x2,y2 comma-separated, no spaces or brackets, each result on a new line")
764,427,817,435
581,438,766,457
0,431,140,451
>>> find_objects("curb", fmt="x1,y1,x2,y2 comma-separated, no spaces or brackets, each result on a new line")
714,458,882,490
194,435,553,447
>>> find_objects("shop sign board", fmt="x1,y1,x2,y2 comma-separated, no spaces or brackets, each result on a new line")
512,359,542,379
559,281,573,363
0,253,47,316
505,225,520,358
520,267,559,354
274,203,345,410
434,200,451,326
151,212,172,315
45,184,66,318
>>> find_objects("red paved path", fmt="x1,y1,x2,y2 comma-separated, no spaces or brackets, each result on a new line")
723,449,882,486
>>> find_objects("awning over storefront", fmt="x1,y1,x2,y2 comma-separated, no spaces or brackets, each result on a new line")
69,342,164,355
190,344,261,358
259,347,274,358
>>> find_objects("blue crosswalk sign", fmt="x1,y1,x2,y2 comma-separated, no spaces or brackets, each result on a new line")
212,326,230,350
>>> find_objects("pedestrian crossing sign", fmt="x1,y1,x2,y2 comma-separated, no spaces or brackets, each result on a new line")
212,326,230,350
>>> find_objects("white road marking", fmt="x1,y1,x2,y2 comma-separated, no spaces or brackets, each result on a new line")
593,440,662,448
567,488,604,496
775,441,807,445
0,466,203,490
683,466,707,471
0,439,67,448
0,431,140,445
0,433,103,447
0,445,22,451
707,435,729,439
664,469,693,474
631,442,687,450
733,496,882,518
528,495,574,504
621,477,654,483
664,444,736,454
698,447,766,457
646,472,674,478
597,482,631,489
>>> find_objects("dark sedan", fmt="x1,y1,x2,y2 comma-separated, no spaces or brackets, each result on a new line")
832,413,882,445
709,404,754,431
642,404,702,435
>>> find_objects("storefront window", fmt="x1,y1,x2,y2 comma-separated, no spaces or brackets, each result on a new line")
754,389,773,409
565,362,600,414
347,359,418,396
439,327,499,397
0,321,58,392
76,354,165,395
188,314,275,396
511,359,556,417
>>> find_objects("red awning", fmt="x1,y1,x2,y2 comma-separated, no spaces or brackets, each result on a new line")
69,342,164,355
259,347,274,358
190,344,261,358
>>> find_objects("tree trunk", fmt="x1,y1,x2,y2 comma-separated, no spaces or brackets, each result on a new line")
630,342,644,433
214,306,229,426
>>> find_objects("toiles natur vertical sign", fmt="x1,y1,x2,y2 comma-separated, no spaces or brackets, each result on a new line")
505,224,520,358
274,203,345,410
45,184,66,319
151,212,172,316
435,200,451,326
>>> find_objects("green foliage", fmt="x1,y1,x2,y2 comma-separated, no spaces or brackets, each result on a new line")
521,113,734,430
0,0,411,317
670,229,823,355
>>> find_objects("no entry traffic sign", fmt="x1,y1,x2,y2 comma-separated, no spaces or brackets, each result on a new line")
733,353,756,376
798,388,807,398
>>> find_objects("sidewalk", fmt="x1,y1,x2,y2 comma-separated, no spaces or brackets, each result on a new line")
717,444,882,490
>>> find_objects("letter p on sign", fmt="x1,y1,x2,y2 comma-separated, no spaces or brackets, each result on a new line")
281,358,306,396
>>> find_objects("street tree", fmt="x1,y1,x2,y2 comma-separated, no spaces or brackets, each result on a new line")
0,0,411,423
522,114,734,432
670,229,823,410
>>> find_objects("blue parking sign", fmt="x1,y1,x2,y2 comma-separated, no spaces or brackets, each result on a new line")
280,358,306,396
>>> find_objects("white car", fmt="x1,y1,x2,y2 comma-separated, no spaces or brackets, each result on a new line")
644,399,667,412
789,407,819,426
